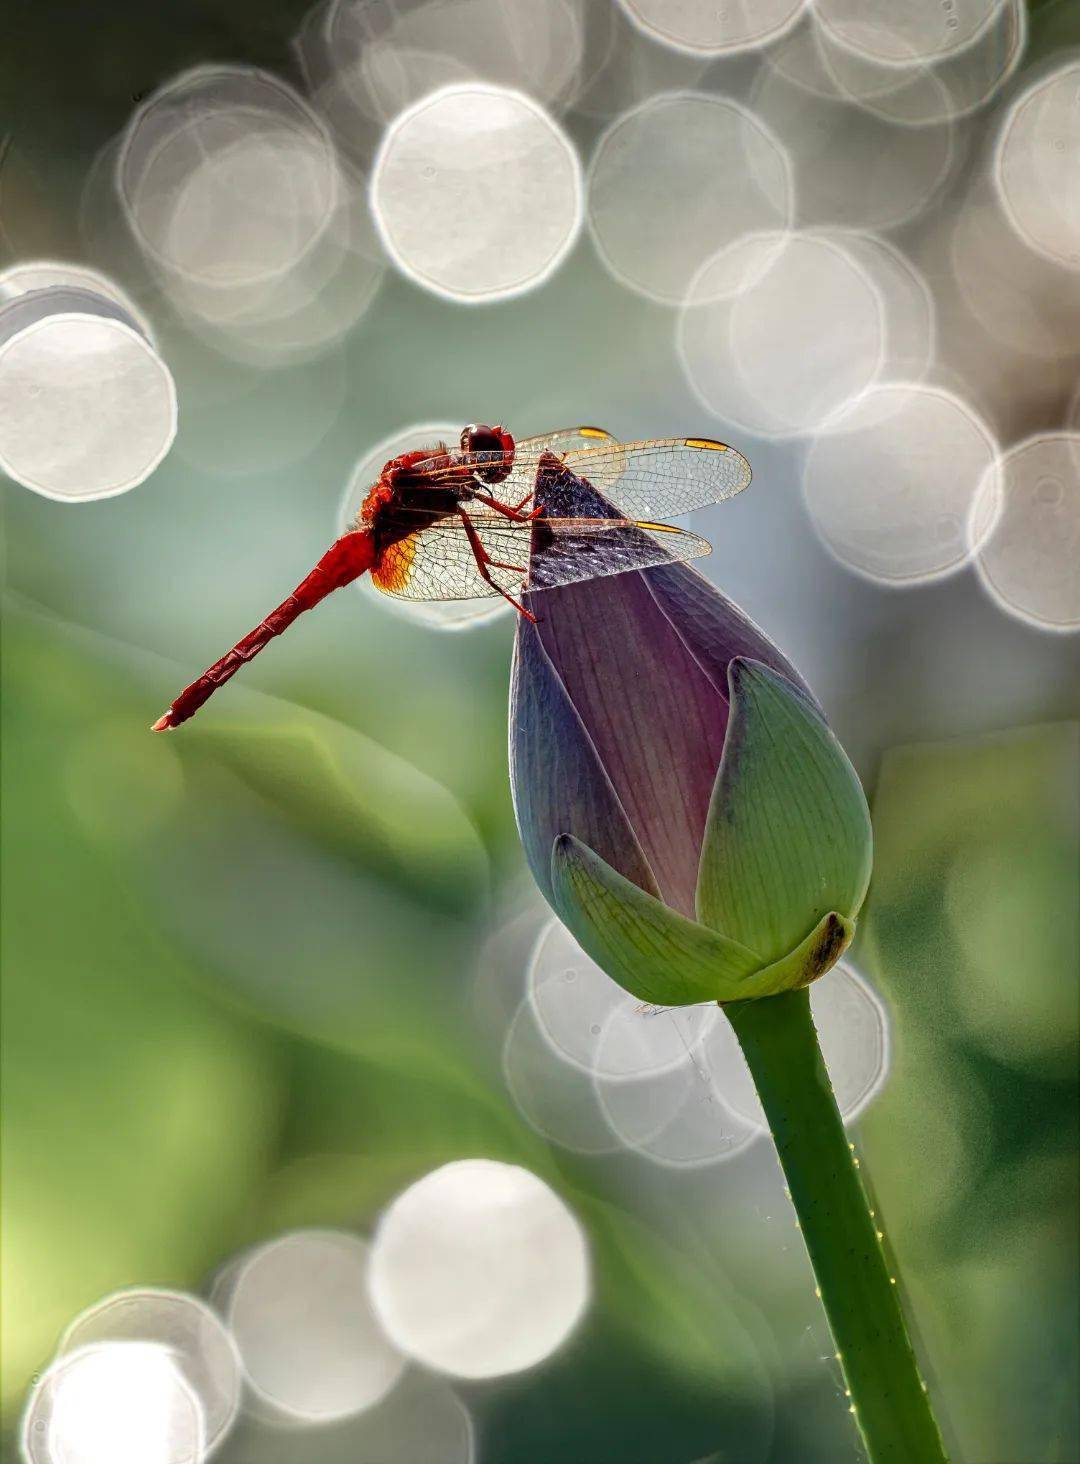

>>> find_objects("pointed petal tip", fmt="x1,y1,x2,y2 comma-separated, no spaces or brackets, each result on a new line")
727,655,768,690
721,911,856,1002
727,655,818,712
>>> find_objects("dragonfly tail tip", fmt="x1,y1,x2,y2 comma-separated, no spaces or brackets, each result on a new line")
150,712,173,732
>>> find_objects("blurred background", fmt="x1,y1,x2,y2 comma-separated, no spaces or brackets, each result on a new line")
2,0,1078,1460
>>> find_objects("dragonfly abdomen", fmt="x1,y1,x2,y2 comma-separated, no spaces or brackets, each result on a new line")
152,529,377,730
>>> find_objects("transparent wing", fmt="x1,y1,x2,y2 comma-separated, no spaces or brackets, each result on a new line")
407,435,750,518
371,522,519,603
561,437,752,519
514,425,615,455
371,514,712,602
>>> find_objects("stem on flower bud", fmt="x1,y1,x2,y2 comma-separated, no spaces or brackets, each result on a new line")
725,987,948,1464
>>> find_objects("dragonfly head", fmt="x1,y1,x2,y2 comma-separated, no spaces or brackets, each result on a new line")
461,423,515,484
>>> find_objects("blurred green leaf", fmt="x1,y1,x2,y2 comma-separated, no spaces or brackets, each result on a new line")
577,1192,774,1403
864,721,1079,1074
170,698,490,917
1,600,280,1411
858,721,1079,1464
1,601,783,1439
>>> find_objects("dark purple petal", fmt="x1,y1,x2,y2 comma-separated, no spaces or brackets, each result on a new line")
509,616,660,907
644,561,818,710
527,568,728,918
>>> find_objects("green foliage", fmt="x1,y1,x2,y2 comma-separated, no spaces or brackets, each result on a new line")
1,602,776,1450
859,722,1080,1464
1,605,279,1408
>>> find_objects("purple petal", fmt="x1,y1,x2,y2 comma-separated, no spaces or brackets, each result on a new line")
509,617,660,907
644,561,818,710
526,568,729,918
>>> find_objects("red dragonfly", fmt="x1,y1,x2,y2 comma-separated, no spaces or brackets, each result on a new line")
152,424,751,730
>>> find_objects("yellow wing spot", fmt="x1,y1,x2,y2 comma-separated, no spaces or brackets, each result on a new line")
634,520,681,534
372,533,418,594
579,425,613,439
685,436,729,451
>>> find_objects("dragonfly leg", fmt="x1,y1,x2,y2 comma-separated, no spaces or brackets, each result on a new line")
511,490,545,520
468,490,539,523
457,509,537,623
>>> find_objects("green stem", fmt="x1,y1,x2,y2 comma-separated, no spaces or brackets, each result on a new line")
725,986,947,1464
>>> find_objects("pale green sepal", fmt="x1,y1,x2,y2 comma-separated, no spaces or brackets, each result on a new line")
719,911,855,1003
551,834,763,1006
696,659,872,964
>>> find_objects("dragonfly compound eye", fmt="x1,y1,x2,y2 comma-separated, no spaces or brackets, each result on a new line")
461,423,515,484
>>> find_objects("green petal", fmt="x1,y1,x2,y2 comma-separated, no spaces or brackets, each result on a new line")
696,659,872,962
551,834,763,1006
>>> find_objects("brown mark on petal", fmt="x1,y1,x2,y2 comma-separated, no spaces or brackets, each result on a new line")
795,912,851,988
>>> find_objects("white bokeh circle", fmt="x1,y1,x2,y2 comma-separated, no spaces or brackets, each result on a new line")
0,292,176,501
586,92,792,304
371,83,582,301
804,383,1000,584
973,433,1080,633
370,1159,589,1378
527,916,718,1078
811,0,1006,67
815,1,1025,127
338,420,511,630
0,261,151,337
594,1057,759,1168
58,1288,240,1455
949,184,1080,361
503,997,627,1155
704,965,891,1129
222,1230,405,1422
615,0,806,56
22,1343,205,1464
995,60,1080,271
750,63,955,231
812,231,935,387
509,921,762,1168
679,230,885,437
118,66,338,291
167,166,386,365
325,0,585,121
